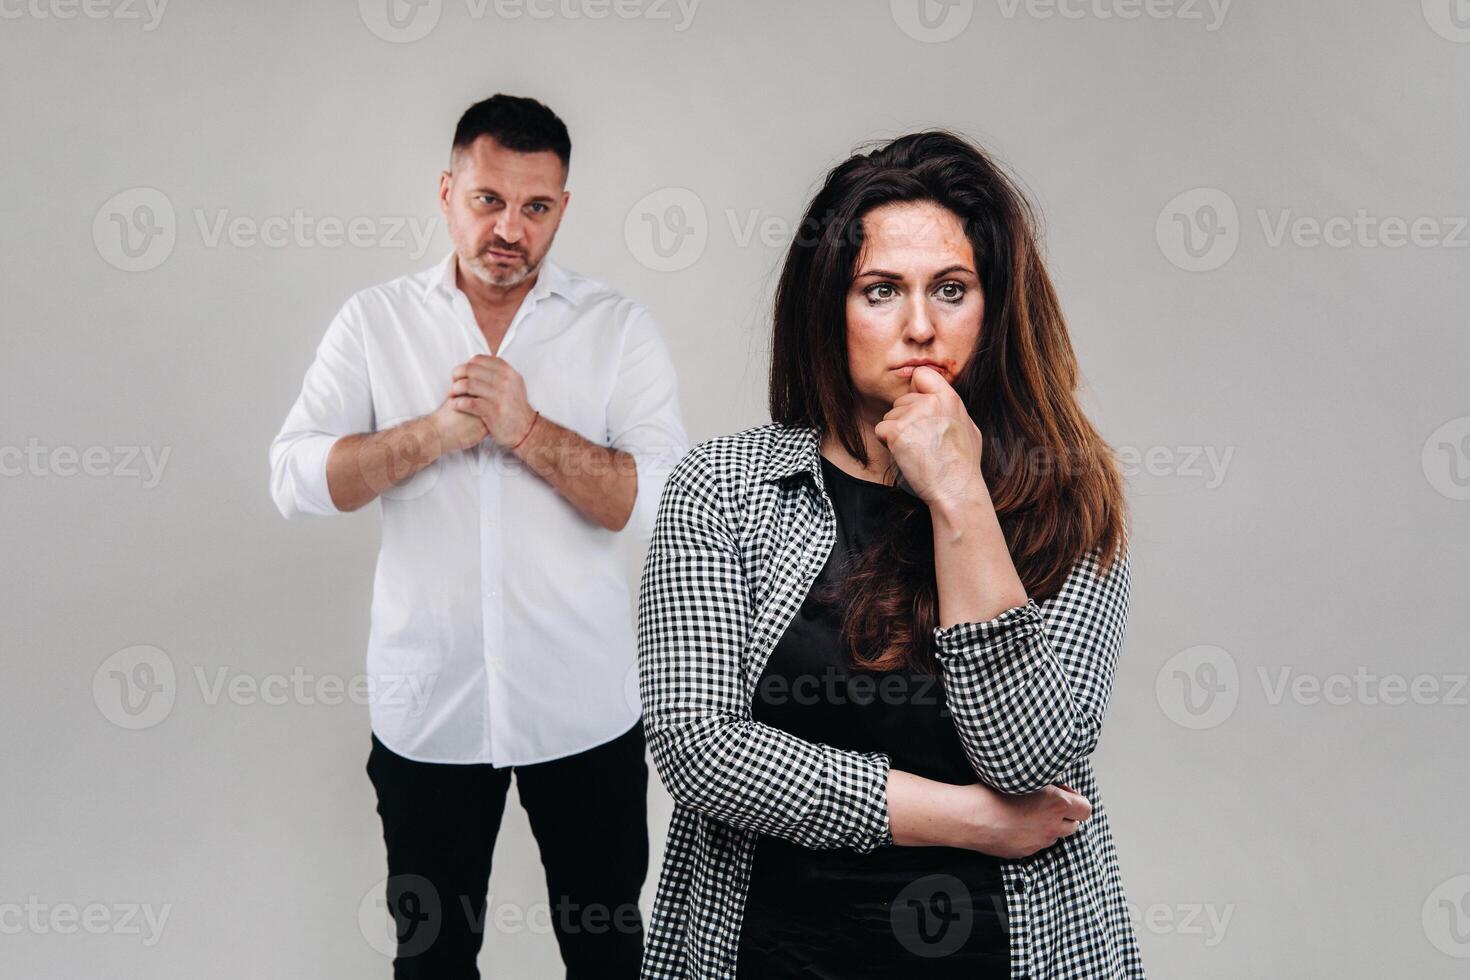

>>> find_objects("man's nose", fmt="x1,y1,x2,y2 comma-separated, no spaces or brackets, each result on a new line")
494,209,524,245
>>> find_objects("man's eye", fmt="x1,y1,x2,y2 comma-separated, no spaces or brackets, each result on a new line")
527,203,548,215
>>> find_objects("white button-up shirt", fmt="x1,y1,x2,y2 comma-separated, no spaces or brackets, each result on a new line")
269,253,688,765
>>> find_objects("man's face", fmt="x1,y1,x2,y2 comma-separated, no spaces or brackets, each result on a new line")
439,135,569,289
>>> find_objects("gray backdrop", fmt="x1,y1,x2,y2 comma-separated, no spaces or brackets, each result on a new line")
4,0,1468,976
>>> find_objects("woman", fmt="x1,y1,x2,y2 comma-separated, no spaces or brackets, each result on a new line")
637,130,1144,979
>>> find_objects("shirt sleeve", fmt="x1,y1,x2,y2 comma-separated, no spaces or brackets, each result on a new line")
637,445,894,853
605,305,689,540
267,298,374,519
931,544,1132,795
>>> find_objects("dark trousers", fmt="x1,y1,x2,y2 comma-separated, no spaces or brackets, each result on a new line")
365,720,649,979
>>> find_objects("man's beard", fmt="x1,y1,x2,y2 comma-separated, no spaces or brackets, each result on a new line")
463,246,540,288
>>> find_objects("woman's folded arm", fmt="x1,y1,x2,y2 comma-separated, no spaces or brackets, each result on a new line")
932,546,1132,795
637,446,894,853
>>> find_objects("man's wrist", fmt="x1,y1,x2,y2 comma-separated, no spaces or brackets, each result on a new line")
417,412,452,460
509,406,541,458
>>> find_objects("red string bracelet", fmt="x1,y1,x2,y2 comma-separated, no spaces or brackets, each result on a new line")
511,410,540,451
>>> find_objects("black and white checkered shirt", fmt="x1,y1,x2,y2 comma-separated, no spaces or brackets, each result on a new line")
637,421,1145,979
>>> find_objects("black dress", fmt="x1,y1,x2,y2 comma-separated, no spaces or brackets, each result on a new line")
735,454,1010,979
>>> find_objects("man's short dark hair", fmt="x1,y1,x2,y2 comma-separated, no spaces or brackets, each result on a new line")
451,94,571,171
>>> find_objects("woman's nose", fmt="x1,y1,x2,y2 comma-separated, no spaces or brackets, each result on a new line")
904,300,937,341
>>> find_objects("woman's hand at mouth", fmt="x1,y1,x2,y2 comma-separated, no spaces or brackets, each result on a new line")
874,364,986,509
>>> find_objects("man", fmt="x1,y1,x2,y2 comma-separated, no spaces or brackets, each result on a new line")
269,94,687,979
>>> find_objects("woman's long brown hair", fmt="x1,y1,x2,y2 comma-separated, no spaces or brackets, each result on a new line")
768,130,1128,673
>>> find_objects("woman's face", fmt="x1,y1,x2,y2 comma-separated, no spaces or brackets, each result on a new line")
844,200,983,423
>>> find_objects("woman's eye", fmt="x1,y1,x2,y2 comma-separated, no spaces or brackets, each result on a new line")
935,282,965,302
865,283,897,303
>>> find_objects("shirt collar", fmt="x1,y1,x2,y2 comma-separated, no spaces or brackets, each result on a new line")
761,424,824,485
428,251,576,304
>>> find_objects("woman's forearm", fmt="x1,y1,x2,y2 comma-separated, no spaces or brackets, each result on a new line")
887,769,1092,858
929,490,1028,627
886,769,983,848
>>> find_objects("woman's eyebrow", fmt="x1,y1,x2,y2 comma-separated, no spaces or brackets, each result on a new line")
853,265,977,282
